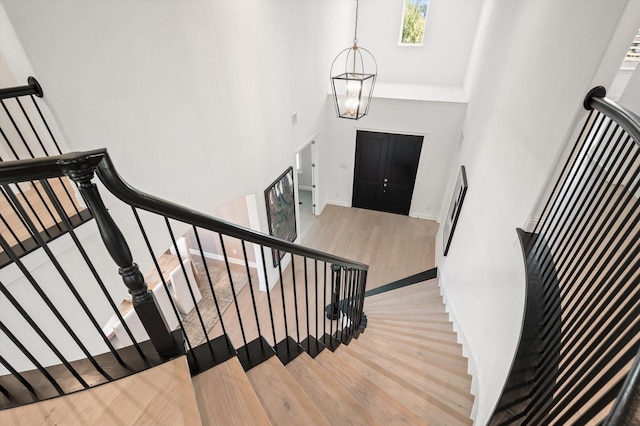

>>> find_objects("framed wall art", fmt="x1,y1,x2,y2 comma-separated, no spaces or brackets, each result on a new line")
264,166,297,267
443,166,468,256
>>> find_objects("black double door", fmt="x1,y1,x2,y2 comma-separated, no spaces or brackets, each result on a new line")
351,131,423,215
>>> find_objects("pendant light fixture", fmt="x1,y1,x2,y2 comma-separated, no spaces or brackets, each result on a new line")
330,0,377,120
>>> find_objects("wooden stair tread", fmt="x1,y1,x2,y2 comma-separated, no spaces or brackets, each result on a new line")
247,356,329,425
192,357,270,426
0,356,201,426
358,327,468,367
348,335,474,407
364,326,462,352
365,292,443,307
364,301,446,315
367,315,454,333
286,353,382,426
315,349,425,424
335,345,473,425
367,322,459,343
367,279,440,296
354,334,474,412
365,300,447,310
366,287,442,299
366,311,452,323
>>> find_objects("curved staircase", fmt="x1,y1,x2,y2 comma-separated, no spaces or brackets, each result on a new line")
1,278,474,425
192,277,474,425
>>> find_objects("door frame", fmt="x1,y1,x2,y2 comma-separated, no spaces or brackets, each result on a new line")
295,136,319,234
350,126,427,214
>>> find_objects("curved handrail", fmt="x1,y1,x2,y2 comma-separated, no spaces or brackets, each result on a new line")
0,149,368,270
585,86,640,147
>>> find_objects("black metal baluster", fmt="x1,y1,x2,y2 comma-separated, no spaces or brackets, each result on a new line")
0,100,62,231
134,209,193,353
0,138,53,238
0,200,27,250
556,146,640,304
0,280,88,388
549,139,638,306
14,98,81,217
290,254,300,343
303,257,309,341
532,110,597,236
241,240,262,339
192,227,227,344
277,254,289,339
542,128,627,281
327,264,341,321
323,262,327,339
315,259,319,340
0,190,115,380
166,218,209,344
0,355,36,401
219,234,248,348
29,94,63,155
536,115,614,271
0,321,64,395
259,245,277,346
533,112,608,259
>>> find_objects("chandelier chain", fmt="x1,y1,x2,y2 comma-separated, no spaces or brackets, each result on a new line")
353,0,359,45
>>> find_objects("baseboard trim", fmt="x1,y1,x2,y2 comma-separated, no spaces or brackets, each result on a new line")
439,274,479,421
326,200,351,208
189,249,258,269
364,268,438,297
409,212,440,222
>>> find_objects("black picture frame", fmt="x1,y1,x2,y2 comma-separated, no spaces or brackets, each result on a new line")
443,166,468,256
264,167,297,267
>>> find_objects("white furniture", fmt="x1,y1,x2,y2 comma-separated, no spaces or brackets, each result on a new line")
169,259,202,314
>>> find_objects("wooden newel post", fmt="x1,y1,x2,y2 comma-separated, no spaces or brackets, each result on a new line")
326,264,342,320
69,165,180,359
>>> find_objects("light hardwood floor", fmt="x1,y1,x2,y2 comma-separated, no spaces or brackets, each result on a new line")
0,177,85,248
203,204,439,349
0,356,201,425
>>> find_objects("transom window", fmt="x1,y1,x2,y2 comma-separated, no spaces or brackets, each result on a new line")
399,0,429,46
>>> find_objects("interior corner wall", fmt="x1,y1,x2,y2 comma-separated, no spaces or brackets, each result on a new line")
436,1,637,424
1,0,329,215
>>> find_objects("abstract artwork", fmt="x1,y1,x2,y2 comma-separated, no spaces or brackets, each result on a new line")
443,165,468,256
265,167,297,266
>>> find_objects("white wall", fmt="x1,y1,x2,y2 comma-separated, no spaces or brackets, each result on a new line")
619,64,640,113
437,1,639,423
355,0,483,87
1,0,328,214
0,0,331,371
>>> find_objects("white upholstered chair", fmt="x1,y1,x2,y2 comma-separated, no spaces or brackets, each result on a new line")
169,258,202,314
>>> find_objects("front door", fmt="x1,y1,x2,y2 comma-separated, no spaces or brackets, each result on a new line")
352,131,423,215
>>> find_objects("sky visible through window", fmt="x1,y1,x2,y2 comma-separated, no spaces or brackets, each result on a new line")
400,0,428,45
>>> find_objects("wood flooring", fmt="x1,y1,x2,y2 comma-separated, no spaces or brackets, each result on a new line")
0,356,201,425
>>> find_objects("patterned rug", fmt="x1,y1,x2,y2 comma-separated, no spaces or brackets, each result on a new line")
180,255,255,347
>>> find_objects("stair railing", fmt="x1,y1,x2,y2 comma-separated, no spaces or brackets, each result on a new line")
489,87,640,425
0,148,368,408
0,77,91,268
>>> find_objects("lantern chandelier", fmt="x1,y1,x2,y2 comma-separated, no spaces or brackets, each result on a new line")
330,0,377,120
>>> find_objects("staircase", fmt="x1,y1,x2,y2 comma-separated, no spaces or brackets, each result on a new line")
0,278,474,425
193,277,473,425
